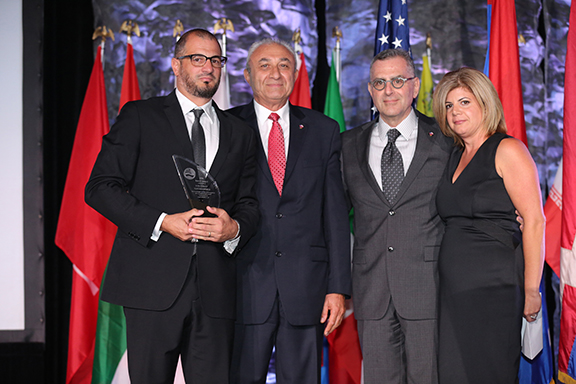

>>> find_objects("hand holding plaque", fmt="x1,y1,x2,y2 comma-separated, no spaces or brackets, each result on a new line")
172,155,220,217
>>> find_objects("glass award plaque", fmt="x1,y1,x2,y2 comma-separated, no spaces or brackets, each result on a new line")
172,155,220,217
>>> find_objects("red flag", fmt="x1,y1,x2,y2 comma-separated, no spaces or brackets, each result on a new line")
559,3,576,381
544,161,562,277
487,0,528,145
55,46,117,384
290,52,312,108
326,308,362,384
119,42,141,112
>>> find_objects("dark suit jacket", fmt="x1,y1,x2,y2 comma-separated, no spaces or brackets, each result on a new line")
228,102,351,326
85,91,259,320
341,111,452,321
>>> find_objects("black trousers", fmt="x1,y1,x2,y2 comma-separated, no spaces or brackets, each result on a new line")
124,257,234,384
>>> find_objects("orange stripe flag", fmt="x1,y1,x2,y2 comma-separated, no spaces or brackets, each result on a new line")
55,45,117,384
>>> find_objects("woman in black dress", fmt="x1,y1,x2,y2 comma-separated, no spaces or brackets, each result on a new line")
432,67,545,383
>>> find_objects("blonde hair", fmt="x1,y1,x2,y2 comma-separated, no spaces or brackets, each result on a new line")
432,67,506,147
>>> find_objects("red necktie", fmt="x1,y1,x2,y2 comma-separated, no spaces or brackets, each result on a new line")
268,113,286,195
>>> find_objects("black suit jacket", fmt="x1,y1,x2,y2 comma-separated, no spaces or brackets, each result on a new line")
85,91,259,319
228,102,351,326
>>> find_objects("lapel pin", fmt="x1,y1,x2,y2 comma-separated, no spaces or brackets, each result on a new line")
429,131,434,137
299,124,304,129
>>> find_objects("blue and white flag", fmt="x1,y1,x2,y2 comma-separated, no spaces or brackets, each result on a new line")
374,0,411,55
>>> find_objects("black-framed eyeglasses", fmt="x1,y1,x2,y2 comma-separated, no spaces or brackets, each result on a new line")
177,54,227,68
369,76,416,90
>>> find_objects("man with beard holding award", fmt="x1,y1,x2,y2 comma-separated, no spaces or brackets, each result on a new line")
85,29,259,384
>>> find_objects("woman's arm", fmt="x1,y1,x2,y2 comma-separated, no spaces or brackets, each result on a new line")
496,137,545,322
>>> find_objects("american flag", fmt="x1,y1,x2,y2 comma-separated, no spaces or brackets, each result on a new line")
374,0,411,56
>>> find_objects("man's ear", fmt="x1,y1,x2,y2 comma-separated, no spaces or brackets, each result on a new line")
171,57,180,77
244,68,250,84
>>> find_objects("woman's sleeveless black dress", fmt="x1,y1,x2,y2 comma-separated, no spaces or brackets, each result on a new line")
436,133,524,383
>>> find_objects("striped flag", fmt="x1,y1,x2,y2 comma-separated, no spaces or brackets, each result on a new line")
544,160,562,277
558,3,576,383
323,50,362,384
374,0,410,56
90,40,140,384
55,45,117,384
324,51,345,132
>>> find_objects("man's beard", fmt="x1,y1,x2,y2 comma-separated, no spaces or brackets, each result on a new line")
182,72,220,99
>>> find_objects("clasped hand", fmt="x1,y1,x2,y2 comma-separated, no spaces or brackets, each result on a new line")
160,207,238,243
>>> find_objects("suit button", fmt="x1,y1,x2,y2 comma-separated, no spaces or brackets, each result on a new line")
389,210,395,216
275,213,283,218
388,246,394,252
275,251,283,257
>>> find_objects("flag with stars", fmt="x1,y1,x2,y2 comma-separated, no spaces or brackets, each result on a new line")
374,0,411,56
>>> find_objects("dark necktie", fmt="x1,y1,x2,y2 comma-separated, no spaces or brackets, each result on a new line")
191,108,206,169
381,128,404,204
268,113,286,195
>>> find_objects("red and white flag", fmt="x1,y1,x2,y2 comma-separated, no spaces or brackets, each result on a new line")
55,45,117,384
558,3,576,382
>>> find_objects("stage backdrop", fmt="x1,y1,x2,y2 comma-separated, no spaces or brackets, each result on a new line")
91,0,568,197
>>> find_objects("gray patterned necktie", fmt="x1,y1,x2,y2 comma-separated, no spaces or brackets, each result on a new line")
191,108,206,169
381,128,404,204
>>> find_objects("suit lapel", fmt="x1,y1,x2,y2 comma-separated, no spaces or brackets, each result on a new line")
394,115,440,203
356,119,390,206
210,104,231,177
237,102,275,188
284,104,307,186
164,91,194,159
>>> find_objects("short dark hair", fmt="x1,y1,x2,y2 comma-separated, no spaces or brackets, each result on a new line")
370,49,415,77
174,29,220,58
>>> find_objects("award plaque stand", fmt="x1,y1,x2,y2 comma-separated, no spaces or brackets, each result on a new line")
172,155,220,217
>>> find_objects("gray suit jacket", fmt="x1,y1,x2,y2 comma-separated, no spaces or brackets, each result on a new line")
341,111,452,320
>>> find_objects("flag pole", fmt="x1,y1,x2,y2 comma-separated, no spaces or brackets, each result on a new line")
213,18,233,109
214,18,234,57
425,32,432,70
173,20,184,88
332,26,343,88
290,28,312,109
292,27,302,54
92,26,114,70
120,19,141,46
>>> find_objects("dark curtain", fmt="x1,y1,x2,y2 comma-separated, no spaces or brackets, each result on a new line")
0,0,94,383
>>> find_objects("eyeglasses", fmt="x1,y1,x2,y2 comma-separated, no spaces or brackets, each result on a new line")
177,54,227,68
369,76,416,90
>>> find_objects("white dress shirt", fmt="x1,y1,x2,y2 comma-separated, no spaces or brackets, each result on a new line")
369,109,418,190
151,90,238,253
253,100,290,160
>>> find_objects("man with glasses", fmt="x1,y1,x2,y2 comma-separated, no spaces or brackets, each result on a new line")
228,38,351,384
340,49,452,383
85,28,259,383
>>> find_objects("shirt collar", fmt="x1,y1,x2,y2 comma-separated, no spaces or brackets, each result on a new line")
175,88,217,125
377,108,418,142
253,99,290,127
